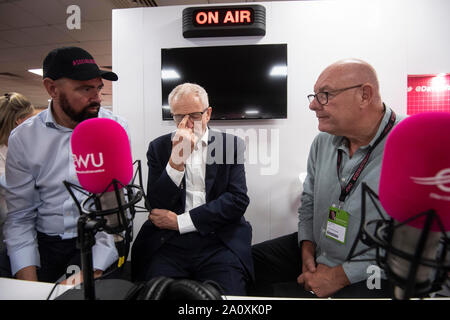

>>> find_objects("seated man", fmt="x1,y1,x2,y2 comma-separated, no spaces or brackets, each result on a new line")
131,83,253,295
250,59,404,298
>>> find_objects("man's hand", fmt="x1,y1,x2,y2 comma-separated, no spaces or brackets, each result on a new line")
169,115,198,171
149,208,179,230
15,265,38,281
298,264,350,298
15,265,104,287
60,269,103,286
297,240,317,292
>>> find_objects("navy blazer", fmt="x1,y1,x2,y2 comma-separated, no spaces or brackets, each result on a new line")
131,129,254,282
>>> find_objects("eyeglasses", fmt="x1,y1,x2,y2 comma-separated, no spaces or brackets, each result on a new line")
307,84,363,105
172,107,209,123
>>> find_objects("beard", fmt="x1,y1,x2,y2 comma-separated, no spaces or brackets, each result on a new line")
59,92,100,123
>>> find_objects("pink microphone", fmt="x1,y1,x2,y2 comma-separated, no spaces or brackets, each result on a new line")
71,118,133,194
64,117,141,301
378,112,450,299
379,112,450,231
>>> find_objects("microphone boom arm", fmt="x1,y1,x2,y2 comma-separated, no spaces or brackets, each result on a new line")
63,159,149,300
346,183,450,299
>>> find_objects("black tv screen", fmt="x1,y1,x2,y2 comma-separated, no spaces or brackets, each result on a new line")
161,44,287,120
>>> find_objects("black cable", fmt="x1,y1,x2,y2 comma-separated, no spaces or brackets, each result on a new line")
46,279,63,300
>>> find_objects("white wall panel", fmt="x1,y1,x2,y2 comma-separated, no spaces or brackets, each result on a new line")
113,0,450,246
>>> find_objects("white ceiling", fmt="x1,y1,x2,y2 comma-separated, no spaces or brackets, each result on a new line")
0,0,302,108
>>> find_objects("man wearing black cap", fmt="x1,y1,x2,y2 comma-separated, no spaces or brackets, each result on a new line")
42,46,118,129
2,47,128,284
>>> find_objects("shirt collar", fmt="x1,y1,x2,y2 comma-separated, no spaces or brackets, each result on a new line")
44,100,73,132
332,103,391,150
201,126,209,146
366,103,391,148
44,100,57,128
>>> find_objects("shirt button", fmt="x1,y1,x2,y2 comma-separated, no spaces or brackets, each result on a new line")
341,178,346,182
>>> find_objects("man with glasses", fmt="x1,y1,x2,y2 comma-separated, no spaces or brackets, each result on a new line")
249,59,404,298
131,83,253,295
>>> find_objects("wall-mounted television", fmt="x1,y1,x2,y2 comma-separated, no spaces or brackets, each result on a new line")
161,43,287,120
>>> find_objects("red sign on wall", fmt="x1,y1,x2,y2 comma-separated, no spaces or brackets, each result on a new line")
407,74,450,115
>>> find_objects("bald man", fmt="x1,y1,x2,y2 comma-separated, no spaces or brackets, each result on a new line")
249,59,404,298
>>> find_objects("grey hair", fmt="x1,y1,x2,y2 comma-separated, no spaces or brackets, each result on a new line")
168,83,209,109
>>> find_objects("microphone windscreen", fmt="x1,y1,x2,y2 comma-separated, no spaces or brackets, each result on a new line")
71,118,133,194
379,112,450,231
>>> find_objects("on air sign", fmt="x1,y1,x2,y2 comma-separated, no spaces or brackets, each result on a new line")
194,8,254,26
183,5,266,38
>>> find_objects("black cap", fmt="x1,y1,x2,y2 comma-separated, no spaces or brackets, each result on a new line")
43,46,118,81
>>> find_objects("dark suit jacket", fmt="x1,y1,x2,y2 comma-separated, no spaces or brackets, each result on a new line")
131,129,253,282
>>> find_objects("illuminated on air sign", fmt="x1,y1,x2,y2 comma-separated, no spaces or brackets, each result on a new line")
182,5,266,38
194,8,254,26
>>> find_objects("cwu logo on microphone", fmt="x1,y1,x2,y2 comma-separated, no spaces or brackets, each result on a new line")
411,168,450,201
72,152,105,174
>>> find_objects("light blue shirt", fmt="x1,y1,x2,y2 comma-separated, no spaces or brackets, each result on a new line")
298,106,404,284
2,103,129,276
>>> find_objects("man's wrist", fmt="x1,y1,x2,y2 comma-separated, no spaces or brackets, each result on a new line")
15,265,38,281
177,212,197,234
93,269,103,278
301,240,315,258
334,265,351,288
169,157,184,172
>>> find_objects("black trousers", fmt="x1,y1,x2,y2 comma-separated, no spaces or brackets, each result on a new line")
37,232,124,284
37,232,82,283
248,232,392,298
0,248,12,278
145,232,248,296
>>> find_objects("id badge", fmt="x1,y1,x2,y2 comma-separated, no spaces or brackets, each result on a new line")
326,206,349,244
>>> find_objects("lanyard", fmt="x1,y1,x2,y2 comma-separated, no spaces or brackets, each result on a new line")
337,110,396,202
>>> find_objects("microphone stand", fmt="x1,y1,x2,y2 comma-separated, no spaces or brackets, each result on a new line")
346,182,450,300
58,160,149,300
77,214,103,300
392,212,440,300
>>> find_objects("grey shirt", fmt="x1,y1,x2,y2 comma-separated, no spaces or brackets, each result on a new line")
298,106,404,283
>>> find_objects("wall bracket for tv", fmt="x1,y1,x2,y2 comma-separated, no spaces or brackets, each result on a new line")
182,5,266,38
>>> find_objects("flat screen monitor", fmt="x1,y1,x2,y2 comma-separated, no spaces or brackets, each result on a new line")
161,43,287,120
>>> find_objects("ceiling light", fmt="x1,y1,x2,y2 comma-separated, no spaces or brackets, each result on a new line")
28,68,43,76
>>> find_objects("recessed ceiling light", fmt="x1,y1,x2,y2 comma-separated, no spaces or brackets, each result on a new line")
28,68,43,76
